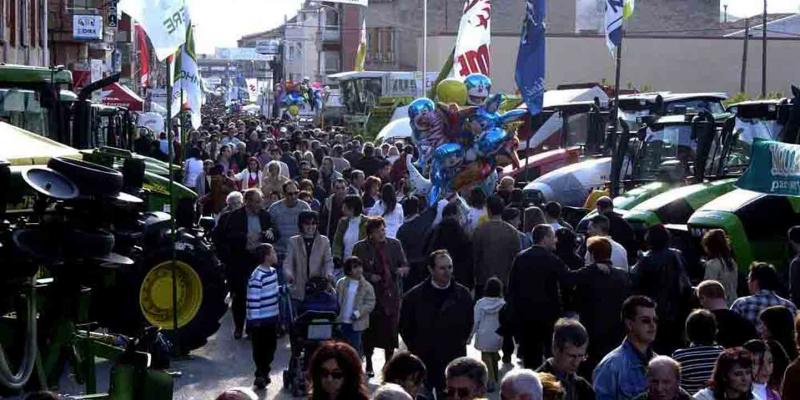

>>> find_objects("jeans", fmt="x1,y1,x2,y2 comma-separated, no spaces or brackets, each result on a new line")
339,323,362,356
249,323,277,378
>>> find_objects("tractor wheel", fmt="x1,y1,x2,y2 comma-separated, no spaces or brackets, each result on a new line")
137,240,227,354
47,157,123,197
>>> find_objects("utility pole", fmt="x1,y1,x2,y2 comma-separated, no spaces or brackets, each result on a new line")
740,17,749,94
422,0,428,97
723,4,728,23
761,0,767,97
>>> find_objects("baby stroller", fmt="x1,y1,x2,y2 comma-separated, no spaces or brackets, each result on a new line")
282,276,340,397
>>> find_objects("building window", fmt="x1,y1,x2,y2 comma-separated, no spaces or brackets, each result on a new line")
366,27,395,64
20,0,28,47
9,0,16,46
71,0,97,9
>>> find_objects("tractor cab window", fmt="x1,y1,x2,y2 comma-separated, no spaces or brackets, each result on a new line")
635,124,695,180
0,89,51,137
341,78,381,115
666,99,725,115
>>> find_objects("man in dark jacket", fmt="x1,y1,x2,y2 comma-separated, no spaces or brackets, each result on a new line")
319,178,347,239
536,318,596,400
217,189,274,339
400,249,473,393
596,196,637,263
353,143,385,178
396,196,437,289
507,224,573,368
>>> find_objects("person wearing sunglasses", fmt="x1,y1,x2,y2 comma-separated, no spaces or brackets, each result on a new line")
307,341,369,400
268,180,311,261
443,357,488,400
283,211,333,305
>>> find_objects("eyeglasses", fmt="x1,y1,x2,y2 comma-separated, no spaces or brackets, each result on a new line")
320,370,344,380
285,191,299,196
446,387,474,399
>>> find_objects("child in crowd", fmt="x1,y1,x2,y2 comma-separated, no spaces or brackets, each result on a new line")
335,256,376,356
246,243,280,390
470,277,506,392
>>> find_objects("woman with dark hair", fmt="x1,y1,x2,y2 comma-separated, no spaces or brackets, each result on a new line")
233,157,263,190
742,340,782,400
465,187,488,236
632,224,692,355
694,348,754,400
759,305,798,361
426,202,474,289
702,229,738,305
182,146,204,190
362,176,382,209
368,183,404,239
555,227,584,271
352,217,409,377
307,341,370,400
382,351,429,399
332,195,368,262
283,211,334,305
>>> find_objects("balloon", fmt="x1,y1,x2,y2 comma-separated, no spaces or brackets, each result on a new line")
475,127,509,158
408,98,445,169
288,105,299,116
436,78,468,106
408,98,436,124
428,142,465,206
464,73,492,106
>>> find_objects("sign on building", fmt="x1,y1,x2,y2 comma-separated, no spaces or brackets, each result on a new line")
256,40,280,55
215,47,270,61
73,15,104,40
107,0,119,28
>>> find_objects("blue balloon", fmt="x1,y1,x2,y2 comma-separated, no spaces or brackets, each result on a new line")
408,98,436,123
464,73,492,106
475,127,509,158
428,142,465,206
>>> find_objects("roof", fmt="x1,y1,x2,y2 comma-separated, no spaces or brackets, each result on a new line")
0,64,73,85
0,122,80,166
722,13,799,37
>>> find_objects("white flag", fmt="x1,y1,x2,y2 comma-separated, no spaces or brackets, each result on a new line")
169,23,203,129
119,0,188,60
452,0,491,79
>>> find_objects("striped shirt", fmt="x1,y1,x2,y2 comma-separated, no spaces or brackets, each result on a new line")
246,265,280,326
672,344,724,395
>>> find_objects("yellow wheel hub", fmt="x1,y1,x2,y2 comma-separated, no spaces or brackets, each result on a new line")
139,260,203,329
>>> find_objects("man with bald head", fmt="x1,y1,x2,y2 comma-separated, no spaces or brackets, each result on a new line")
595,196,636,263
634,356,691,400
501,369,543,400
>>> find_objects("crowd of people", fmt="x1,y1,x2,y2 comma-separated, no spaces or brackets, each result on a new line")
31,109,800,400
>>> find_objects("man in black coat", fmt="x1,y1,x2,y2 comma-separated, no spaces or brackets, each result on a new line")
507,224,574,368
536,318,596,400
596,196,637,263
400,249,473,394
396,196,437,289
217,189,274,339
353,143,385,178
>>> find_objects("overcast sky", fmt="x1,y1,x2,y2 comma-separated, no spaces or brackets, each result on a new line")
190,0,800,55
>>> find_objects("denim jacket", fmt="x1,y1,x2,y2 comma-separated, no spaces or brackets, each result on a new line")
593,338,654,400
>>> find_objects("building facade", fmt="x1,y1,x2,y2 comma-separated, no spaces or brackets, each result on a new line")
0,0,49,67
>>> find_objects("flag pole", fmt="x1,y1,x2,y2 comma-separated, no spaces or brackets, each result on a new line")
166,54,182,357
610,33,623,197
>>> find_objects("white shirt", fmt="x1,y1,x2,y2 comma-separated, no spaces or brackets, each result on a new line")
340,279,359,323
183,158,204,188
752,382,768,400
585,236,629,270
368,201,405,239
466,207,487,235
343,216,362,259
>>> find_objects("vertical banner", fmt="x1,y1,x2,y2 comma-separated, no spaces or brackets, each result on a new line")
605,0,633,53
452,0,491,78
355,17,367,72
118,0,188,60
135,23,150,87
515,0,546,115
169,23,203,129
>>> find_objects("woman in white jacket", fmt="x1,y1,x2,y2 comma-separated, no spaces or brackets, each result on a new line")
368,183,404,239
470,277,505,391
234,157,263,191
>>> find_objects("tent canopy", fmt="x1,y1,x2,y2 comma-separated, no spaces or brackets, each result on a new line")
0,122,81,166
100,83,144,111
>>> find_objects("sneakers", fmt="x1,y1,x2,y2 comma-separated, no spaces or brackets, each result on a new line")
253,376,271,389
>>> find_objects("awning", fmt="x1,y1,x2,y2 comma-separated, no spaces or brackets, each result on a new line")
100,83,144,111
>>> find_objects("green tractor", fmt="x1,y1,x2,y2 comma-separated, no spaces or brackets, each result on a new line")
684,87,800,274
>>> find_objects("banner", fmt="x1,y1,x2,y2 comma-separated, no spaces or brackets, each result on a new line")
169,22,203,129
515,0,546,115
736,139,800,196
322,0,367,6
135,23,150,87
355,18,367,72
452,0,491,78
119,0,188,60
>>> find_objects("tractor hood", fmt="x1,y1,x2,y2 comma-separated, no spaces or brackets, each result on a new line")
502,147,582,179
613,181,673,210
625,178,738,225
523,157,612,207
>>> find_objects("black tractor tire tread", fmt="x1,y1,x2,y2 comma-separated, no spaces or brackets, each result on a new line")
47,157,123,197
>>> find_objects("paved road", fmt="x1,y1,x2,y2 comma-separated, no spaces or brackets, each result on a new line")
56,310,511,399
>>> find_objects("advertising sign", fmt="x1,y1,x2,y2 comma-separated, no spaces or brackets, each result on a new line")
255,40,280,55
73,15,104,40
737,139,800,196
214,47,270,61
452,0,491,78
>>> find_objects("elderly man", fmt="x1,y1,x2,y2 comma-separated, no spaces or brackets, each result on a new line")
372,383,413,400
501,369,543,400
633,356,691,400
444,357,488,400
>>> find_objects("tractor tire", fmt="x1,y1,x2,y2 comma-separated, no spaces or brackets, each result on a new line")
92,236,226,354
47,157,123,197
139,239,227,354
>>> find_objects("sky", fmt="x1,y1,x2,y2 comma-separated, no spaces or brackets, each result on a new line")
189,0,800,55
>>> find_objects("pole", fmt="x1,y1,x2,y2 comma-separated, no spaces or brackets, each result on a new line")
166,56,181,356
612,36,623,133
422,0,428,97
740,17,749,94
761,0,767,97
